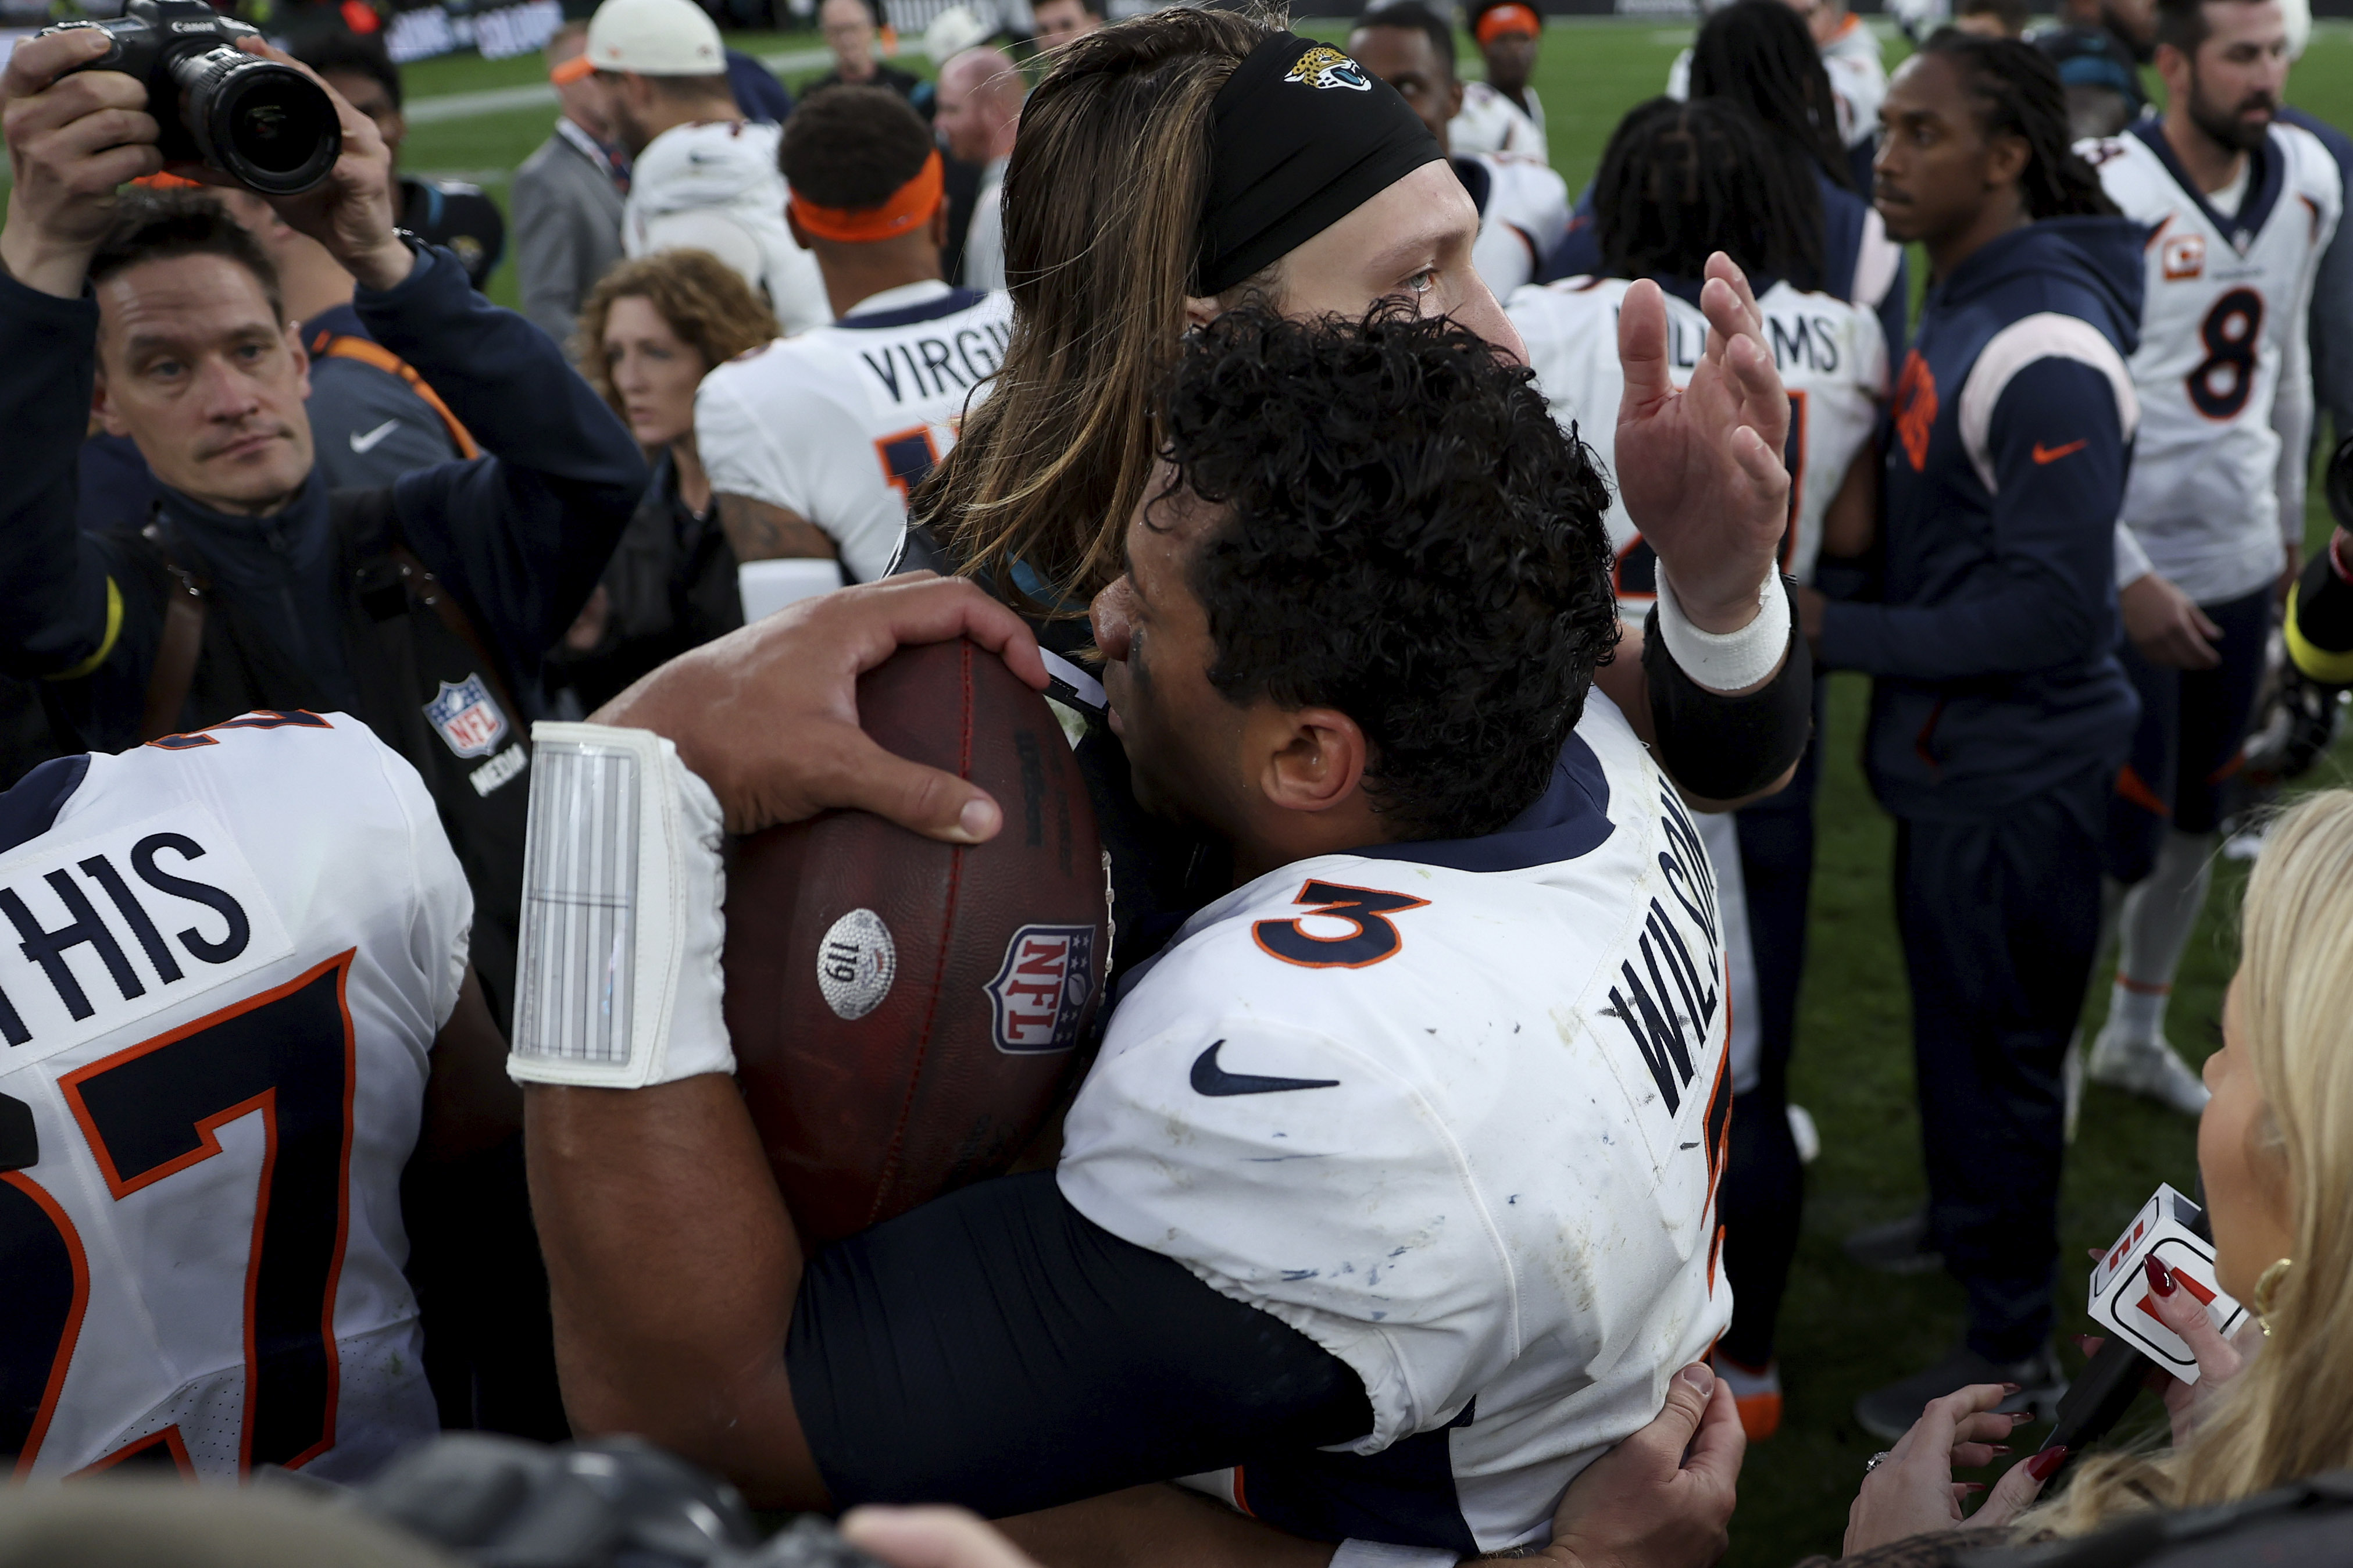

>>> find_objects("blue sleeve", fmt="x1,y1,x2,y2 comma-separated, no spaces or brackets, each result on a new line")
1538,181,1601,284
0,273,160,730
1816,357,2124,681
355,243,650,693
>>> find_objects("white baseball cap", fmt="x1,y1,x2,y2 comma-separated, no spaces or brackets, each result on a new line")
586,0,726,75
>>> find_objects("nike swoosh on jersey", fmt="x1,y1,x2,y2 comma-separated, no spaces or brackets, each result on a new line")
349,419,401,453
2031,438,2088,465
1189,1041,1340,1097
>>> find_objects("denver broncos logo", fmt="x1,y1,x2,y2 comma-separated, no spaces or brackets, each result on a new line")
1284,45,1372,91
1894,350,1938,473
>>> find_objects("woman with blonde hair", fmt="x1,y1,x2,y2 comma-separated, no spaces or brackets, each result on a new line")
552,248,778,710
1831,786,2353,1562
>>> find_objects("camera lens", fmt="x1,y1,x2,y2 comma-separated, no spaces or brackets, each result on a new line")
171,49,342,195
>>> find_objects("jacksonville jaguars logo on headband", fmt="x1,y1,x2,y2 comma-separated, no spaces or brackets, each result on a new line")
1283,45,1372,91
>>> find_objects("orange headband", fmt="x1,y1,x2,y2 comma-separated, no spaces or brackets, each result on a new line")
788,149,945,244
551,53,595,84
1475,3,1540,44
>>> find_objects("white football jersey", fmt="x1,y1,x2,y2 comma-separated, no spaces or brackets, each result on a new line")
695,281,1013,584
1059,690,1733,1552
1818,14,1886,149
1463,153,1570,298
0,714,464,1482
1449,80,1547,160
2086,122,2341,603
1507,275,1887,599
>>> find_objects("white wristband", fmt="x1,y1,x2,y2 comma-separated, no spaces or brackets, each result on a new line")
508,722,734,1088
1652,570,1790,694
1329,1542,1460,1568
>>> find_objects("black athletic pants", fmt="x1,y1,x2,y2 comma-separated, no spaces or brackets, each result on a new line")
1894,767,2106,1363
1716,678,1826,1370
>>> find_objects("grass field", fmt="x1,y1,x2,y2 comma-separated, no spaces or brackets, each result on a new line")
12,15,2353,1562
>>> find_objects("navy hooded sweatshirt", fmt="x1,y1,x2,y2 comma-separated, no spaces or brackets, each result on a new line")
1817,216,2144,823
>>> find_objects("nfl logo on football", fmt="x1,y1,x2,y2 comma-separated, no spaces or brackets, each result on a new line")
987,924,1096,1053
423,674,509,759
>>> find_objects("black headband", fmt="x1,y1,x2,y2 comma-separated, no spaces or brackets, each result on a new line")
1194,33,1445,298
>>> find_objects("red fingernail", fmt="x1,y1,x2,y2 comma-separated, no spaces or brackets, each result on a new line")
1960,1482,1988,1492
1991,1445,2012,1455
2001,1382,2023,1394
2146,1257,2175,1296
2026,1447,2068,1481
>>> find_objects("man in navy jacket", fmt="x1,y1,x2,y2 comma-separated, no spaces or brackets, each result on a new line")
1798,31,2142,1440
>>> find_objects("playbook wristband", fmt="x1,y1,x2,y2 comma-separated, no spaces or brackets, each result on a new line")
1643,587,1812,801
1330,1542,1460,1568
1652,568,1789,694
508,723,734,1088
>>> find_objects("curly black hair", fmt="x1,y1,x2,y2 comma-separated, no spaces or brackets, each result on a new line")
781,84,935,209
1153,304,1618,842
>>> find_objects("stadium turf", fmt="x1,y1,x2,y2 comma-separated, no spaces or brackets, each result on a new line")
10,16,2353,1559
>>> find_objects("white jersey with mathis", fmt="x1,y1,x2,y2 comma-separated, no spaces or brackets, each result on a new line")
0,714,466,1481
1507,274,1886,606
695,282,1013,584
1058,690,1733,1553
2084,122,2341,603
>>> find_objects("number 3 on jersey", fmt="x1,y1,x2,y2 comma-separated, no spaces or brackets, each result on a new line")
1253,881,1431,969
1,953,356,1474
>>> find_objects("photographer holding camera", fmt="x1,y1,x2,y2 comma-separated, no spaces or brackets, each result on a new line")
0,24,645,1018
0,24,646,1438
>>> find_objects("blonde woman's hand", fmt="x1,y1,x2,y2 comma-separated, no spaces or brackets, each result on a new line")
2141,1259,2257,1445
1843,1385,2059,1555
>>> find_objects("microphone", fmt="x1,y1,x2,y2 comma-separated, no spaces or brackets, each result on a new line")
2035,1181,2233,1474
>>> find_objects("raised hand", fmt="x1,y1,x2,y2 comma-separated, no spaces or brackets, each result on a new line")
183,37,413,291
1613,251,1793,633
0,27,164,297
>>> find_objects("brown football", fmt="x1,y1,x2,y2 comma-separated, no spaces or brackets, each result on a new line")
722,638,1108,1245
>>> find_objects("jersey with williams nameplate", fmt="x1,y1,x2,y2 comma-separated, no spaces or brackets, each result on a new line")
0,714,466,1481
695,283,1012,585
2086,121,2342,603
1058,689,1733,1553
1508,274,1886,606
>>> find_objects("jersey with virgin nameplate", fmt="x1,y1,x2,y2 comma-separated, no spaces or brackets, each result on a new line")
1056,689,1733,1553
0,713,466,1482
2086,121,2342,602
1508,274,1886,608
694,283,1013,585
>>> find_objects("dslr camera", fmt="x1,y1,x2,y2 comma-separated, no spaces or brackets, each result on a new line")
36,0,341,195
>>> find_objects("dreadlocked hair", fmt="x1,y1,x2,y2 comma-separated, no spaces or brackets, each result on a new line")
1594,96,1826,290
1688,0,1852,191
1920,29,2122,219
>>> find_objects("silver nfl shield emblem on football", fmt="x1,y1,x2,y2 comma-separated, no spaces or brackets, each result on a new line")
986,924,1095,1054
423,673,509,759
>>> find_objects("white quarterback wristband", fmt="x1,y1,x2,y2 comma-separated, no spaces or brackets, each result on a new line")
1653,569,1790,694
508,722,734,1088
1329,1542,1461,1568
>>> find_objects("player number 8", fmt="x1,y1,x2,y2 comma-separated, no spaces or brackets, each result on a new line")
2187,287,2264,422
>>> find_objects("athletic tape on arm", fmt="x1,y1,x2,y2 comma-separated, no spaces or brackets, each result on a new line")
508,722,734,1087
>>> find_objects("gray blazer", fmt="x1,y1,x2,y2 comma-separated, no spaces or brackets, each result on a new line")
512,122,626,351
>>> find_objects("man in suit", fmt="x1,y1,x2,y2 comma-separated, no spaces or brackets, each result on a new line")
515,22,629,347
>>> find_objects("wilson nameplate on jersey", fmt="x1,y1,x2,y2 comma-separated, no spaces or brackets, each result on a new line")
0,805,294,1069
